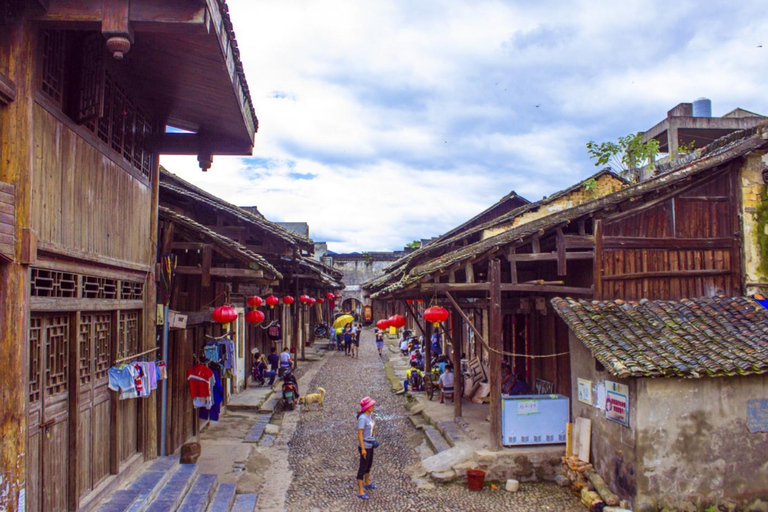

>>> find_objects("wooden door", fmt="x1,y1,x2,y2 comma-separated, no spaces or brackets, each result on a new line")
28,314,71,512
77,313,113,498
117,311,140,462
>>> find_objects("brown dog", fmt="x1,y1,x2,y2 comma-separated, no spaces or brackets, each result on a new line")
299,387,326,408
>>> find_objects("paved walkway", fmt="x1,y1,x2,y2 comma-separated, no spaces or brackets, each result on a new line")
280,328,584,512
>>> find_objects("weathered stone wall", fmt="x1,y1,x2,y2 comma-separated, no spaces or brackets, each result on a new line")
323,256,401,314
634,374,768,512
740,153,768,295
568,332,639,505
482,174,626,240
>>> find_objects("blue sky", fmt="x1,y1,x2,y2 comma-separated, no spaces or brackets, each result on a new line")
160,0,768,253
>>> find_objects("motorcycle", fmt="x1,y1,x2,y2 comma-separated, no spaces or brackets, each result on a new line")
281,369,299,411
314,323,329,339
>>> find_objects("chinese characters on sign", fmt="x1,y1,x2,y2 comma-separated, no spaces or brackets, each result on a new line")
604,380,629,427
517,400,539,415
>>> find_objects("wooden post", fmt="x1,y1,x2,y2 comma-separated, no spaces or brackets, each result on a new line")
489,259,503,451
593,219,603,300
451,314,463,418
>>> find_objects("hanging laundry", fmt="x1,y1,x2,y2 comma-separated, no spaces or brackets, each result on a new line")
157,361,167,380
203,343,220,363
133,363,148,397
267,322,282,341
187,363,215,409
198,369,224,422
223,339,235,370
108,365,136,399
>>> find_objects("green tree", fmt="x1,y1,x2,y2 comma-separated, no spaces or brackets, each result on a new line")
586,133,660,182
406,240,421,249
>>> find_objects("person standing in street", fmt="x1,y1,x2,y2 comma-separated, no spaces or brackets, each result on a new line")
353,323,361,359
356,397,377,500
266,347,280,386
344,323,354,356
375,329,384,357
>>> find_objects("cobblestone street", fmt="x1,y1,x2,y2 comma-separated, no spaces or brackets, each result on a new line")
281,328,584,512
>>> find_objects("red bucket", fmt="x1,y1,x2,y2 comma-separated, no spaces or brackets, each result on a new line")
466,469,486,491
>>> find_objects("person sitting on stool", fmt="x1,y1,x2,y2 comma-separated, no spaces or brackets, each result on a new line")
438,364,455,403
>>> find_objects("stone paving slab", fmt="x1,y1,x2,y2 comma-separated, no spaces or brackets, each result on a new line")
96,489,141,512
207,483,236,512
424,426,452,453
436,419,467,447
231,493,258,512
259,434,276,447
177,473,217,512
243,413,273,443
145,463,197,512
259,394,281,413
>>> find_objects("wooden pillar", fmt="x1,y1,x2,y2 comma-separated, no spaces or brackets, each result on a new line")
0,16,35,512
593,219,603,300
451,314,462,418
489,259,503,451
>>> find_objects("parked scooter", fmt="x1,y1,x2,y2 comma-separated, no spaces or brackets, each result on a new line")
281,368,299,410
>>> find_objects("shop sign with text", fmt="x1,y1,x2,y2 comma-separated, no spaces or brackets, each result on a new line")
605,380,629,427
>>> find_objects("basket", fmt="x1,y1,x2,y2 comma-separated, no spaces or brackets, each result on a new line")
466,469,486,491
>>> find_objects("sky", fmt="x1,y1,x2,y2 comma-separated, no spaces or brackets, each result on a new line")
160,0,768,253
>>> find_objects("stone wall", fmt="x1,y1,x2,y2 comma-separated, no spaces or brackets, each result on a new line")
568,332,639,506
634,374,768,512
740,152,768,295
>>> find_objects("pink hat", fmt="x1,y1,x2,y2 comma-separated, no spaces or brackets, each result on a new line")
359,397,376,413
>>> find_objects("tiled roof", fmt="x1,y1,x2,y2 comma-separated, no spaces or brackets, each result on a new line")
160,168,313,251
551,296,768,379
369,124,768,299
159,207,281,280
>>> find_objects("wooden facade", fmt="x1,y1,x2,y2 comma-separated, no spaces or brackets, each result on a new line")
366,128,768,450
0,1,259,510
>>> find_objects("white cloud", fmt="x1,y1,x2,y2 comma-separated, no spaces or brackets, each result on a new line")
165,0,768,252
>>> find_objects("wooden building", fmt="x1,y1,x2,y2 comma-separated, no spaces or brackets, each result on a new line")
365,125,768,454
158,169,342,454
0,1,258,510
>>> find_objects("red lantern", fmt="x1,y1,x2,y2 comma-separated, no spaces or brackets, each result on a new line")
335,294,342,300
318,298,325,304
308,298,317,306
376,319,390,330
212,305,238,324
299,294,311,304
245,309,265,325
406,299,414,305
417,298,424,303
326,292,334,300
246,295,263,308
424,306,449,327
265,295,279,309
388,314,406,329
282,295,295,306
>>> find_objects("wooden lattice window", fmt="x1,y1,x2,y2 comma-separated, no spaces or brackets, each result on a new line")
29,317,42,404
31,268,78,298
76,33,105,124
118,311,140,359
40,29,66,105
120,281,144,301
82,276,117,299
94,314,112,381
79,316,92,386
45,315,69,397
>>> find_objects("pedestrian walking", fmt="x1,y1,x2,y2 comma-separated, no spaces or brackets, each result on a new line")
375,329,384,357
344,323,353,356
266,347,279,385
353,323,361,358
356,397,378,500
335,326,344,351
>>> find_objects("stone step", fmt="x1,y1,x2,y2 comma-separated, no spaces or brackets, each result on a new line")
259,395,281,414
423,426,452,453
206,483,236,512
435,420,467,447
144,463,198,512
177,474,217,512
96,489,142,512
243,413,273,443
231,493,258,512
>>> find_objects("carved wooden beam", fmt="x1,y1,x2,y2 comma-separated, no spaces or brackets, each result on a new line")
102,0,133,59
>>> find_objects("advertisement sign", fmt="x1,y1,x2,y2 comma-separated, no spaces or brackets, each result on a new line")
604,380,629,426
577,378,592,405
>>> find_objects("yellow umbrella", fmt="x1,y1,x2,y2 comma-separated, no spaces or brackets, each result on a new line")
333,314,355,329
